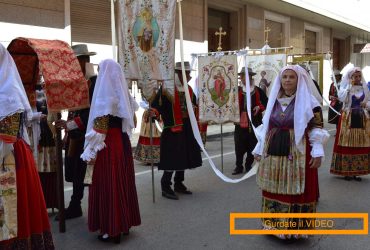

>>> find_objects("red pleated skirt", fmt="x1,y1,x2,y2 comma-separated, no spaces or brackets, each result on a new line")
0,138,54,249
88,129,141,236
39,172,58,209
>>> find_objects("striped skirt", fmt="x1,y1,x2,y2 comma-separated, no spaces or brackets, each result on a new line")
88,129,141,236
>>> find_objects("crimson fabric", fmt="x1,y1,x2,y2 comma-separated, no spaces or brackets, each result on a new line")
88,129,141,236
137,136,161,146
0,138,54,249
39,173,58,209
262,135,319,203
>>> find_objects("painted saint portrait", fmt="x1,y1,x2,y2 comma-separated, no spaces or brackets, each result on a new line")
133,8,160,52
207,66,231,107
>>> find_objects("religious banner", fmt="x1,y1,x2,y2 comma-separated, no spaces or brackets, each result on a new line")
117,0,176,101
245,54,287,96
198,55,239,124
292,54,324,93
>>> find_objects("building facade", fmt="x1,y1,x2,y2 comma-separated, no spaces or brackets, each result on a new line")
1,0,370,99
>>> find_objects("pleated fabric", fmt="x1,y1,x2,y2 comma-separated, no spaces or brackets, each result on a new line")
38,173,58,209
88,128,141,236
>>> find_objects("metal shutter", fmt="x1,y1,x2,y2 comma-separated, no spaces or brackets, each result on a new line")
71,0,111,44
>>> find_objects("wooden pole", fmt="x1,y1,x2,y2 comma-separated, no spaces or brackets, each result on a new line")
55,112,66,232
149,105,155,203
220,123,224,173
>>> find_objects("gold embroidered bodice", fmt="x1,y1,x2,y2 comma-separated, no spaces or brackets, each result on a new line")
93,116,109,134
0,113,21,139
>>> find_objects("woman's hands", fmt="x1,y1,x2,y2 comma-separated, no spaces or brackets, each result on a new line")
309,157,322,168
87,158,96,165
55,119,67,129
254,154,261,161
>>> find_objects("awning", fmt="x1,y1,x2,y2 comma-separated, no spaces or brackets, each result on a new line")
360,43,370,53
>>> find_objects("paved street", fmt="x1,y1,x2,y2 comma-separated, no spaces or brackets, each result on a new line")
51,119,370,250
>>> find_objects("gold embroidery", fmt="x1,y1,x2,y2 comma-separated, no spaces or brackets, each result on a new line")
338,110,370,147
0,153,18,241
93,116,109,134
257,129,306,195
0,113,20,138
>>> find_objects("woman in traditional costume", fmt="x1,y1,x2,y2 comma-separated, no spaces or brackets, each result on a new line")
253,65,329,240
327,70,343,127
81,59,141,244
134,100,161,165
27,84,58,211
0,43,54,249
330,66,370,180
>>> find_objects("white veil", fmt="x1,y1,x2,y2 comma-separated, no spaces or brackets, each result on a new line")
254,65,321,155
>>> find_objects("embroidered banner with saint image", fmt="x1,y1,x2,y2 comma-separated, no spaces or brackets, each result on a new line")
245,54,286,96
117,0,176,100
198,55,239,124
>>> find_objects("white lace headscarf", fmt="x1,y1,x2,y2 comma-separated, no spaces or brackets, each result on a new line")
85,59,135,143
338,66,369,108
254,65,321,154
0,43,32,146
0,43,32,122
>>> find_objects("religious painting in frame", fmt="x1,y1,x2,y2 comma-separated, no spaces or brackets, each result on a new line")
292,54,324,93
245,54,287,96
198,55,239,124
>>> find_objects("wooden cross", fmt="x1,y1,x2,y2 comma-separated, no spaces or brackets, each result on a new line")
215,27,227,51
264,26,271,45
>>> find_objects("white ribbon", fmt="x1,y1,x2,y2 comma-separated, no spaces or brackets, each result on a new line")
177,0,256,183
306,56,341,116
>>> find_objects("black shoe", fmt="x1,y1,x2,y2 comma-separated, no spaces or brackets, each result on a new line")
161,186,179,200
98,235,110,242
174,183,192,194
353,176,362,181
55,206,82,221
97,234,121,244
232,167,243,175
344,176,351,181
245,165,252,173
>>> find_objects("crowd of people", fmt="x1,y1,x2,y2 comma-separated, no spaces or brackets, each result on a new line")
0,39,369,249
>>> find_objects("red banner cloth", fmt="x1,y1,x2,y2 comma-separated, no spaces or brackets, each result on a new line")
8,38,89,112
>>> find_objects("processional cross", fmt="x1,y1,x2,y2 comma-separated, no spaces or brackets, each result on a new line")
215,27,227,51
264,26,271,45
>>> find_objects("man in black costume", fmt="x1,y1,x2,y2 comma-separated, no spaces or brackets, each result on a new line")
232,67,268,175
151,62,202,200
55,44,97,219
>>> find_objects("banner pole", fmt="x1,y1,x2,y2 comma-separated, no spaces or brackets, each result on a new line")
221,123,224,173
149,104,156,203
56,112,66,232
111,0,117,61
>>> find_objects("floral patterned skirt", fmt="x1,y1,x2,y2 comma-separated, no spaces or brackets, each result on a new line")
0,139,54,249
330,111,370,176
